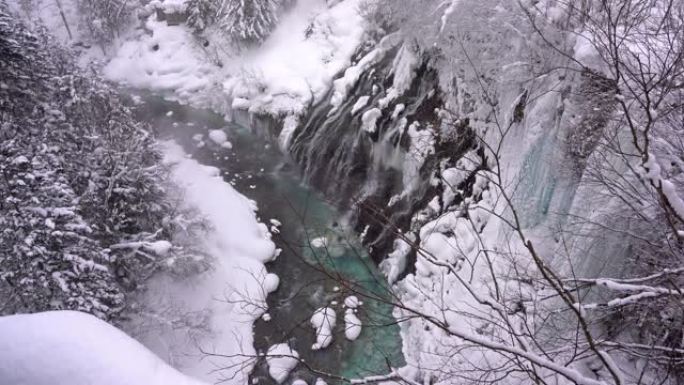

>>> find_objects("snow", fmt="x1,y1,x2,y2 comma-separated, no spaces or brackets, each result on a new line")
104,18,213,97
361,108,382,134
351,95,370,115
266,344,299,384
123,142,278,384
391,103,405,119
106,0,367,120
208,129,228,145
439,0,460,33
143,240,173,257
330,33,402,110
310,307,336,350
343,295,360,309
12,155,29,165
0,311,207,385
344,309,362,341
311,236,328,248
572,32,603,72
264,273,280,293
377,45,418,109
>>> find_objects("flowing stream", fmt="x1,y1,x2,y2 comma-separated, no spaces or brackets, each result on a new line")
135,94,405,384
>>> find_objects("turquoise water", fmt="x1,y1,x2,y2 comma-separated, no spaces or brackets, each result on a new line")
136,95,404,383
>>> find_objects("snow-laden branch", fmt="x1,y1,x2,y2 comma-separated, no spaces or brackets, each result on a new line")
639,152,684,225
443,323,608,385
569,277,683,310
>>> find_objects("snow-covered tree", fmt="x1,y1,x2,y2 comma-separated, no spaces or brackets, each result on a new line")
185,0,221,34
0,5,180,321
221,0,278,46
75,0,133,49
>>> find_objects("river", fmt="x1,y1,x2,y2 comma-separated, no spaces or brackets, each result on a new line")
134,94,405,384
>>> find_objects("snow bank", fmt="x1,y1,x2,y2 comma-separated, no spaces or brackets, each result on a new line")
104,19,213,97
105,0,367,121
311,236,328,248
225,0,367,115
0,311,206,385
310,307,336,350
125,142,278,384
266,344,299,383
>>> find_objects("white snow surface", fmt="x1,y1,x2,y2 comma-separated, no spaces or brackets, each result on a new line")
266,344,299,384
361,108,382,134
0,311,207,385
264,273,280,293
343,309,362,341
123,142,278,384
311,236,328,248
343,295,360,309
351,95,370,115
105,0,366,118
310,307,337,350
208,129,228,145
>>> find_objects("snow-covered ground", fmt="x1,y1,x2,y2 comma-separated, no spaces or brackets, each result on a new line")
104,0,365,120
123,142,279,384
0,311,207,385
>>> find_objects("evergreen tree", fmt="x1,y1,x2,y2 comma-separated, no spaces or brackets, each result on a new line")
186,0,221,34
0,5,178,321
221,0,278,46
75,0,132,49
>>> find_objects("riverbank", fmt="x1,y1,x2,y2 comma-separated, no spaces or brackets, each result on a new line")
129,94,404,384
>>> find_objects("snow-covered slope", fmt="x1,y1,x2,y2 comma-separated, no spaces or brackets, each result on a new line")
0,311,207,385
104,0,365,117
122,142,278,384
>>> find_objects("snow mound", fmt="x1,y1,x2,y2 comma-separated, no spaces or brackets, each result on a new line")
264,273,280,293
104,19,212,97
343,295,360,309
266,344,299,384
0,311,206,385
361,108,382,134
344,309,362,341
310,236,328,248
208,129,228,145
310,307,336,350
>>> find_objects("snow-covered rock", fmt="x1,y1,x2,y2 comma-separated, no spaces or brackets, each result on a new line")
343,295,360,309
266,344,299,384
361,108,382,134
310,307,336,350
0,311,207,385
310,236,327,248
264,273,280,293
344,309,362,341
208,129,228,145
